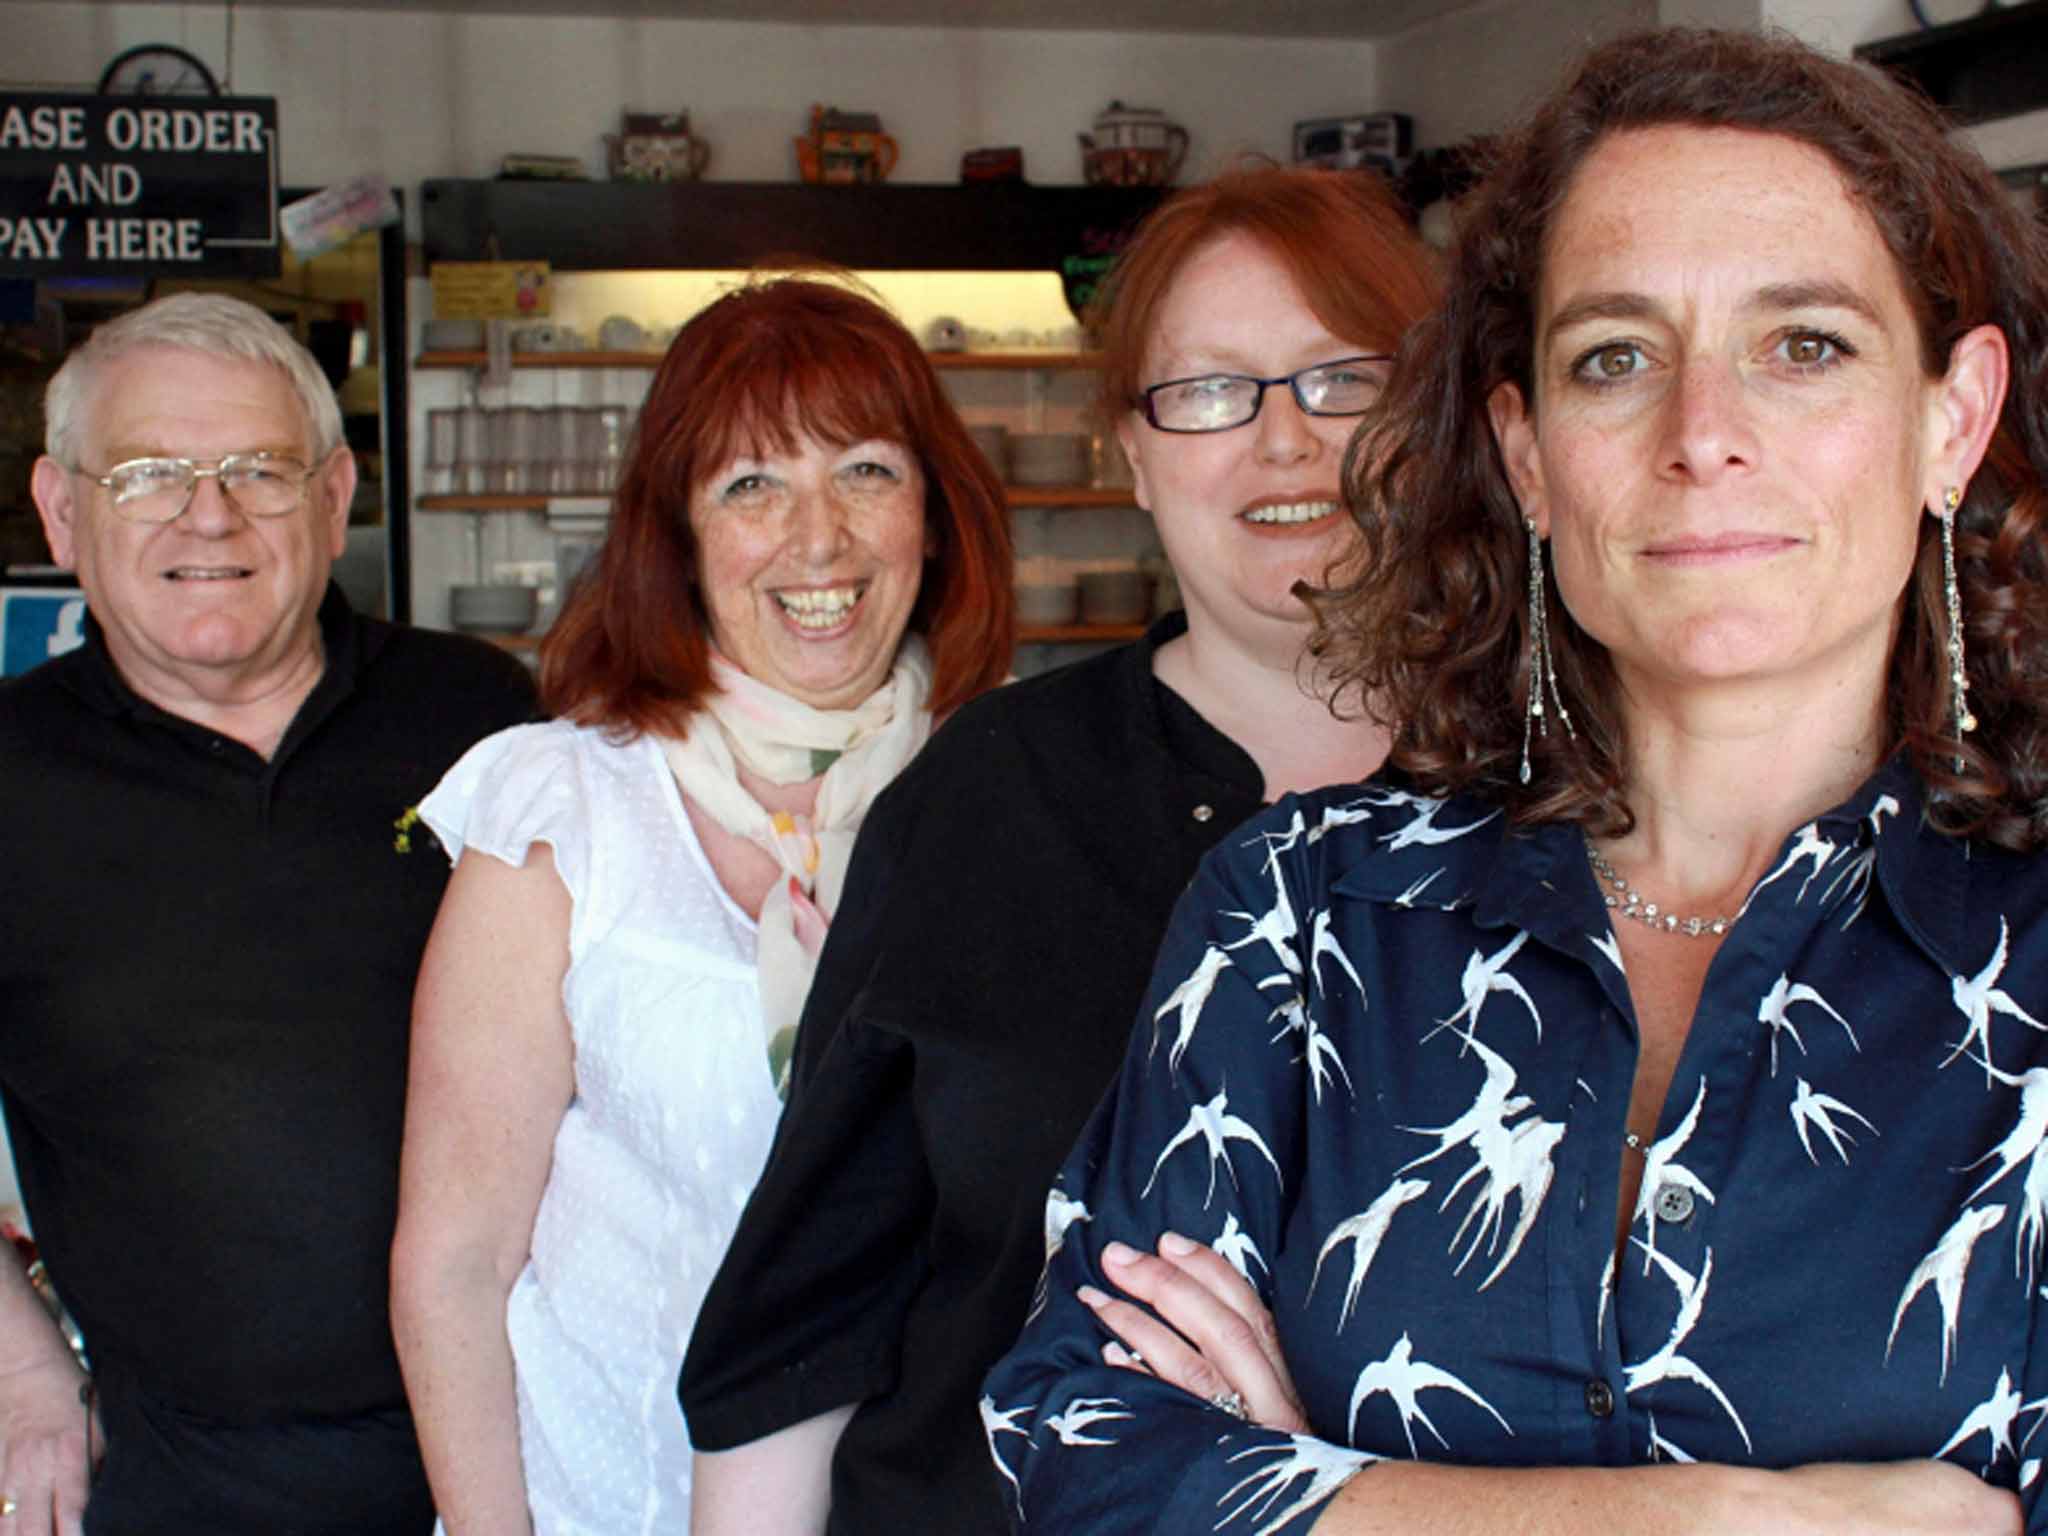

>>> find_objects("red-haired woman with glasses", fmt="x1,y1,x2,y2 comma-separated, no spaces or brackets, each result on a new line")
388,274,1013,1535
682,164,1437,1536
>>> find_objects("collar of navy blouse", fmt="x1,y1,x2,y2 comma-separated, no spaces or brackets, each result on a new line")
1327,759,1975,979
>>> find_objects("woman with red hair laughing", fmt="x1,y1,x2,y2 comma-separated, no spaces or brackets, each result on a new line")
389,273,1013,1536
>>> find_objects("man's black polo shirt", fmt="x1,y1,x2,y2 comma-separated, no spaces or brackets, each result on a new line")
0,584,535,1534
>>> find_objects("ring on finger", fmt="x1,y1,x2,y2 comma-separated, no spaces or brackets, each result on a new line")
1209,1388,1248,1420
1,1494,17,1516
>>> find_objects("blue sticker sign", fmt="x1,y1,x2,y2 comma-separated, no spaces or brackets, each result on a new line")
1,589,87,677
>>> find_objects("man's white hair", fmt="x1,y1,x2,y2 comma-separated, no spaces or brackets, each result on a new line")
44,292,344,468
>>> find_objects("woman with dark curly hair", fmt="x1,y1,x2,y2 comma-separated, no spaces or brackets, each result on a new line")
992,25,2048,1535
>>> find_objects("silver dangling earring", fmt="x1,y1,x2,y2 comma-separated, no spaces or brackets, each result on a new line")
1941,485,1975,773
1520,519,1576,785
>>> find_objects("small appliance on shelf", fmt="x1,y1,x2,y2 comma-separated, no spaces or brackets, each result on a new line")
1291,112,1413,180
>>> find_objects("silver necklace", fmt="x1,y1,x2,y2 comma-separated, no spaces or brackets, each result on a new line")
1585,838,1734,938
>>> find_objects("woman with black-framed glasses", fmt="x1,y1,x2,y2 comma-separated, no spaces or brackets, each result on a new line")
681,162,1438,1536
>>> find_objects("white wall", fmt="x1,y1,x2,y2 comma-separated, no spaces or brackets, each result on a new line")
1376,0,2044,180
1760,0,1912,50
1374,0,1655,149
1757,0,2048,167
3,2,1379,197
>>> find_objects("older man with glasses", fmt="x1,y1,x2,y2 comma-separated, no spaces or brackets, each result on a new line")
2,292,535,1535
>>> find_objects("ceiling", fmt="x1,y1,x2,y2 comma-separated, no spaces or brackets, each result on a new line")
128,0,1489,39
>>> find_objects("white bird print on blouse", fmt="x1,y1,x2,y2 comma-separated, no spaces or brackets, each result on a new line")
1309,797,1377,843
1394,868,1447,910
1935,1366,2033,1476
1887,1203,2006,1384
1588,928,1625,976
1744,821,1838,910
1251,809,1310,871
1031,1189,1093,1321
1596,1249,1616,1350
1212,1211,1268,1284
1395,1031,1562,1290
1817,794,1898,928
1346,1332,1513,1456
1042,1394,1131,1447
1647,1412,1698,1464
1362,787,1502,852
1309,908,1363,998
1961,1057,2048,1284
1632,1077,1717,1274
1624,1242,1753,1455
1423,931,1542,1050
1756,973,1858,1077
1308,1177,1431,1329
1265,988,1354,1105
1252,800,1377,870
1396,1032,1533,1178
1153,945,1233,1077
1141,1086,1284,1207
1444,1114,1567,1291
1945,918,2046,1084
1043,1188,1090,1261
1963,1061,2048,1205
1217,1435,1379,1536
1224,861,1302,977
1788,1078,1878,1165
980,1395,1032,1515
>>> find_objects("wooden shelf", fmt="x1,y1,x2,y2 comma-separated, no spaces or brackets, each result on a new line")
418,494,551,511
415,348,1097,372
416,350,658,370
1019,623,1146,643
419,485,1134,513
471,630,540,653
420,178,1164,272
932,350,1097,371
1006,485,1135,507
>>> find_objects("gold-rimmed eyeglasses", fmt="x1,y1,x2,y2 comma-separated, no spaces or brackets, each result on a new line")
79,452,320,524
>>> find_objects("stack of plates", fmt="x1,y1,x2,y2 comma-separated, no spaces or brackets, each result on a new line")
1007,432,1089,487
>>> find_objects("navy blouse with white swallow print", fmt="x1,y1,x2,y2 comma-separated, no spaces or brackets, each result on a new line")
987,760,2048,1534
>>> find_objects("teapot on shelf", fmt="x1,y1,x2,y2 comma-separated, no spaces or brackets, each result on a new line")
605,110,711,183
795,105,899,185
1078,101,1189,187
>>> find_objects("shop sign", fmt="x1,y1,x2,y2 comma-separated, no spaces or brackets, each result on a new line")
0,589,87,678
0,94,280,277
